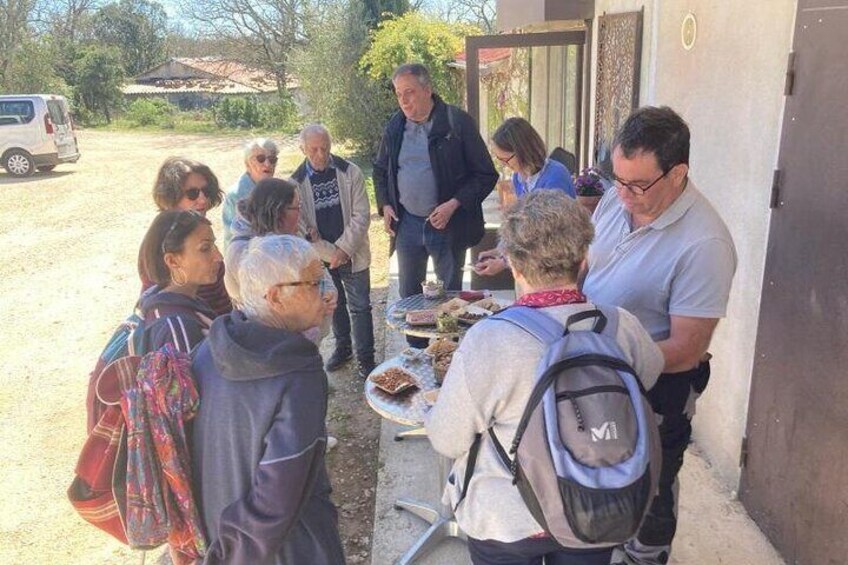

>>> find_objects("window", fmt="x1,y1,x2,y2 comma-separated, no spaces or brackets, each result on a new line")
46,101,68,125
0,101,35,127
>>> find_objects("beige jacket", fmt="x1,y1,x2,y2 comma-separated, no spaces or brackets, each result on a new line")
291,155,371,273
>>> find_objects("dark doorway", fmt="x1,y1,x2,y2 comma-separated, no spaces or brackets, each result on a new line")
740,2,848,563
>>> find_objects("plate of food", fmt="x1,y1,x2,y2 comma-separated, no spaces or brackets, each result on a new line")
471,297,511,314
456,310,488,326
436,297,469,315
370,367,419,395
406,309,437,326
425,339,458,357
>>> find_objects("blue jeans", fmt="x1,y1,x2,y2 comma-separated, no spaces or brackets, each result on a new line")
395,212,465,346
468,536,613,565
328,264,375,363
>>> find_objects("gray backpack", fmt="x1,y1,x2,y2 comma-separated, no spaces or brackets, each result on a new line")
458,306,661,547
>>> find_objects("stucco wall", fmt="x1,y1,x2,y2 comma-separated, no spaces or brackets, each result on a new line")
590,0,797,487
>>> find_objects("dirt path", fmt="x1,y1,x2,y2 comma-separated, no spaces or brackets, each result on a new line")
0,130,383,564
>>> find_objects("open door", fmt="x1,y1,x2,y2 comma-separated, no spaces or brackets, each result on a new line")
465,30,588,169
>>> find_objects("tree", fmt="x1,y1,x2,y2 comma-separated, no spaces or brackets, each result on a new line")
427,0,495,33
93,0,167,76
292,0,408,152
176,0,312,93
359,11,476,106
0,0,37,86
1,35,69,95
74,44,125,122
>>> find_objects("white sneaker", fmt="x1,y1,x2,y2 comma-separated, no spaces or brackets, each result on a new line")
326,435,339,451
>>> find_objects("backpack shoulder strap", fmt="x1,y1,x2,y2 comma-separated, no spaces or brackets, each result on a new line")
491,306,563,344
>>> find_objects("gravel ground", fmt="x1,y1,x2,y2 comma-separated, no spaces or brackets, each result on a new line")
0,129,384,564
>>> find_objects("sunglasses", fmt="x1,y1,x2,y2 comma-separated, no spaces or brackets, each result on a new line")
254,154,279,165
182,186,215,201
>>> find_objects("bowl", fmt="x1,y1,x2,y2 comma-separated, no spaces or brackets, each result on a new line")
421,280,446,299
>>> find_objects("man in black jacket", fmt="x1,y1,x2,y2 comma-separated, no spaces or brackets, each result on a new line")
374,63,497,345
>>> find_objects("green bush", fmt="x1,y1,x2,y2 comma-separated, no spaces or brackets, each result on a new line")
214,95,299,131
259,92,300,133
214,96,260,128
125,98,175,127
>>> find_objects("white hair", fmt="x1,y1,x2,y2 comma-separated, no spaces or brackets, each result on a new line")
243,137,278,161
238,235,319,322
299,123,331,146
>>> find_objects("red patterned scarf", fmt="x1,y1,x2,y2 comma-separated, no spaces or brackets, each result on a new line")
514,288,586,308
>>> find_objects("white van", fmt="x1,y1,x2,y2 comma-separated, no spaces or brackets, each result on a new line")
0,94,81,177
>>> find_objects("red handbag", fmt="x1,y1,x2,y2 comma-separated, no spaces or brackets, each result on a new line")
68,356,140,545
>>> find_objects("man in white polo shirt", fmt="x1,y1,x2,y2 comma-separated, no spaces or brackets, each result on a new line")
582,106,737,565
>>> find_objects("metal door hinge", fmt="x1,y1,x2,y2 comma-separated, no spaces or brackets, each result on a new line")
784,52,796,96
739,436,749,468
770,169,782,209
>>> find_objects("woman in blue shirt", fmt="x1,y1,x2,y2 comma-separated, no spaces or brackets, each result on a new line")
476,118,577,276
491,117,576,198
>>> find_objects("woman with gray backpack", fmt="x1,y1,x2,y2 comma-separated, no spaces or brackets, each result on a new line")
425,190,665,564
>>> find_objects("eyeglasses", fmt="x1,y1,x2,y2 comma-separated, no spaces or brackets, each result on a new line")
496,153,515,166
254,154,279,165
610,167,672,195
182,186,215,201
286,205,301,211
266,278,330,298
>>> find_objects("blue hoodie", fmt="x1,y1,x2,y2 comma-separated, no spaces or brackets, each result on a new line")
190,311,345,565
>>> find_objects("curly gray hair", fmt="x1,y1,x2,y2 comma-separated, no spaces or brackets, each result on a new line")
498,190,594,285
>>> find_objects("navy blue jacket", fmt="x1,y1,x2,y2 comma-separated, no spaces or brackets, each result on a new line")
373,94,498,250
191,311,345,565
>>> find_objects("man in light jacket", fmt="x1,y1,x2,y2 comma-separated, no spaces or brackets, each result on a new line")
292,123,375,378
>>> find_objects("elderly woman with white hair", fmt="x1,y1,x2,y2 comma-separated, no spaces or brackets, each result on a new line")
425,190,664,565
221,137,279,247
190,235,345,565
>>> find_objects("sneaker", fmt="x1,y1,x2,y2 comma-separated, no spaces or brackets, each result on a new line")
325,348,353,371
326,435,338,451
357,359,377,379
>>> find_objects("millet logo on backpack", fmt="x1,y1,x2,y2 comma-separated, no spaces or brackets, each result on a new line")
590,421,619,442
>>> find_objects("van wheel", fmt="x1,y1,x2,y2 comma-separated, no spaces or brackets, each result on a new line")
4,150,35,177
37,165,56,172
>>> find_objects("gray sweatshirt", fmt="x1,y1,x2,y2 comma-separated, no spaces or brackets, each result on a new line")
425,302,664,543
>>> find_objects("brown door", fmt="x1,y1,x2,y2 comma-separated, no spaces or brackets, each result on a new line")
740,1,848,563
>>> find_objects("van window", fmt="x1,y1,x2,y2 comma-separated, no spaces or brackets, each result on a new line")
46,100,68,125
0,101,35,126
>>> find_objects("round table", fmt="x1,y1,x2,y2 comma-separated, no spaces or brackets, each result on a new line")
364,356,464,563
364,355,440,427
385,292,466,339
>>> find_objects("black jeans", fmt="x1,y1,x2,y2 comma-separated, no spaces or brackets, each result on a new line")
635,361,711,550
468,536,613,565
328,264,375,363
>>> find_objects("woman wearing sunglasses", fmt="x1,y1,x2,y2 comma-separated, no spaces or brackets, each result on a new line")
221,138,279,248
137,209,223,353
139,157,232,316
475,117,577,278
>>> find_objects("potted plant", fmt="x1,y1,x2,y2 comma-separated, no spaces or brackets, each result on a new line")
574,167,606,214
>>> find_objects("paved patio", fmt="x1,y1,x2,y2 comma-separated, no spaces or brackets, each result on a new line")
369,250,785,565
